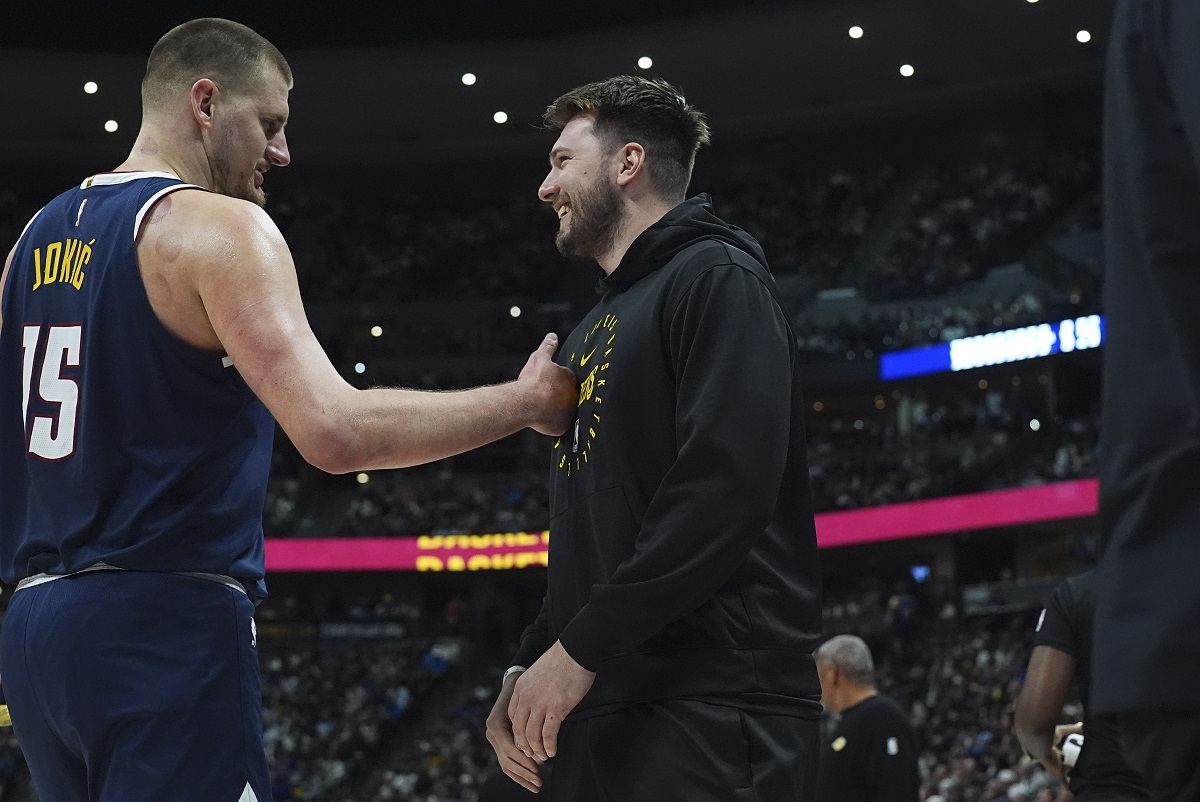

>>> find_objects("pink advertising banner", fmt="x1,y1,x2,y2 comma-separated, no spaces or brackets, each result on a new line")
264,478,1099,572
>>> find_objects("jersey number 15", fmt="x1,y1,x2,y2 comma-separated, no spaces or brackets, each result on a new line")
20,324,82,460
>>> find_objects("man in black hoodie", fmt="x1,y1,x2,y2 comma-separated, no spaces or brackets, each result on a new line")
484,76,824,801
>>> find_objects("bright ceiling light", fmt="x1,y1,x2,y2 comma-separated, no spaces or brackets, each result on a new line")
104,119,119,133
83,81,98,94
356,473,369,484
493,111,508,124
848,26,864,39
1076,30,1092,43
370,325,383,337
637,56,653,69
461,72,477,86
899,64,915,77
354,362,366,374
509,306,521,318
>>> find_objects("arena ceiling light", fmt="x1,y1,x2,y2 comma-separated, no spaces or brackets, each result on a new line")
899,64,915,77
848,26,864,39
637,56,653,69
103,119,118,132
461,72,477,86
370,325,383,337
356,473,369,484
354,362,366,374
83,81,98,94
1076,30,1092,43
509,305,521,318
493,111,508,124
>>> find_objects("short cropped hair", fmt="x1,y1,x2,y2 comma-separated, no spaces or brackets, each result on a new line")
142,18,292,109
544,76,711,202
815,635,876,686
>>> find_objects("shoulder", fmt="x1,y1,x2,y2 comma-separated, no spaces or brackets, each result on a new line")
869,694,912,723
670,238,771,281
140,191,286,267
153,190,279,239
1033,577,1079,652
663,239,781,311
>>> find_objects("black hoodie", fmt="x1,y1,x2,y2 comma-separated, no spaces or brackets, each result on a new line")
514,195,824,719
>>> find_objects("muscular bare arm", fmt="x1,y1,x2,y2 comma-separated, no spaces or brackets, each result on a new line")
139,191,576,474
1014,645,1076,770
0,245,12,330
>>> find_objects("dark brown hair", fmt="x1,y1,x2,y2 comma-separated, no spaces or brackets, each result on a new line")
142,18,292,108
545,76,711,201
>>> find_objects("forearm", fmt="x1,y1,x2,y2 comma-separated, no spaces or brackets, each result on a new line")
1013,645,1076,762
330,382,533,472
1014,718,1056,761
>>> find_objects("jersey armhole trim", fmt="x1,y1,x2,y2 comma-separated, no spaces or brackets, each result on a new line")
134,184,206,243
15,206,47,248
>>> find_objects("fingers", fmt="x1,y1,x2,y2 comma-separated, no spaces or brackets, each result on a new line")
537,332,559,356
487,716,543,793
542,713,561,758
509,692,533,757
525,708,550,762
500,754,543,794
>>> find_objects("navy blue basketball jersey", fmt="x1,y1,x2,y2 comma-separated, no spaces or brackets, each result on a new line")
0,172,273,599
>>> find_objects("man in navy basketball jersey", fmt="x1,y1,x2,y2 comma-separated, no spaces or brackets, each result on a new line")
0,18,576,802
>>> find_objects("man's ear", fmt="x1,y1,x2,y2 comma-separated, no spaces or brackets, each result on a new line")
190,79,220,129
615,142,647,188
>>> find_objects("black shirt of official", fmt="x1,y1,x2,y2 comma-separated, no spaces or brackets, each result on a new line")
1034,572,1148,799
817,694,919,802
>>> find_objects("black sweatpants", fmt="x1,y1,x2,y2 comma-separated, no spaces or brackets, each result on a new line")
546,700,819,802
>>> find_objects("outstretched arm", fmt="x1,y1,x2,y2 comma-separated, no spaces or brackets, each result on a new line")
149,191,577,473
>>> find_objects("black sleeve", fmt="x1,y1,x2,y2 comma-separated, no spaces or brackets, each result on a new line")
511,596,550,668
1033,579,1078,657
558,260,795,668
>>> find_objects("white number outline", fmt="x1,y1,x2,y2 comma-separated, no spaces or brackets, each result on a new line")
20,324,83,461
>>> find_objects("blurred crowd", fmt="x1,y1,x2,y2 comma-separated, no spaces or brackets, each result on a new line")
869,152,1095,300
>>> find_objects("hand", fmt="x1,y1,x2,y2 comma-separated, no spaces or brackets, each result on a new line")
507,640,596,762
1040,746,1068,784
518,333,577,436
1054,721,1083,747
1042,721,1083,784
485,671,543,794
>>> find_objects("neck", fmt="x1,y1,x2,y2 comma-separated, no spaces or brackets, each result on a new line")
837,685,877,713
595,197,679,275
114,122,214,190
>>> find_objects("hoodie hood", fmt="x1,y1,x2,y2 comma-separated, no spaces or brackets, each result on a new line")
600,194,769,291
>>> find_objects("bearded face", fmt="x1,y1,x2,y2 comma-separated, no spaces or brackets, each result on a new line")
554,169,624,260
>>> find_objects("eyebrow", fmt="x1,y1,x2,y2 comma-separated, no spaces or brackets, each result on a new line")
549,147,572,164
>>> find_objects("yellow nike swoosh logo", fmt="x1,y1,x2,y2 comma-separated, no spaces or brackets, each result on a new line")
579,347,598,367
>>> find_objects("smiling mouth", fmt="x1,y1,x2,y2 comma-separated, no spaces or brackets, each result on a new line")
557,204,570,219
